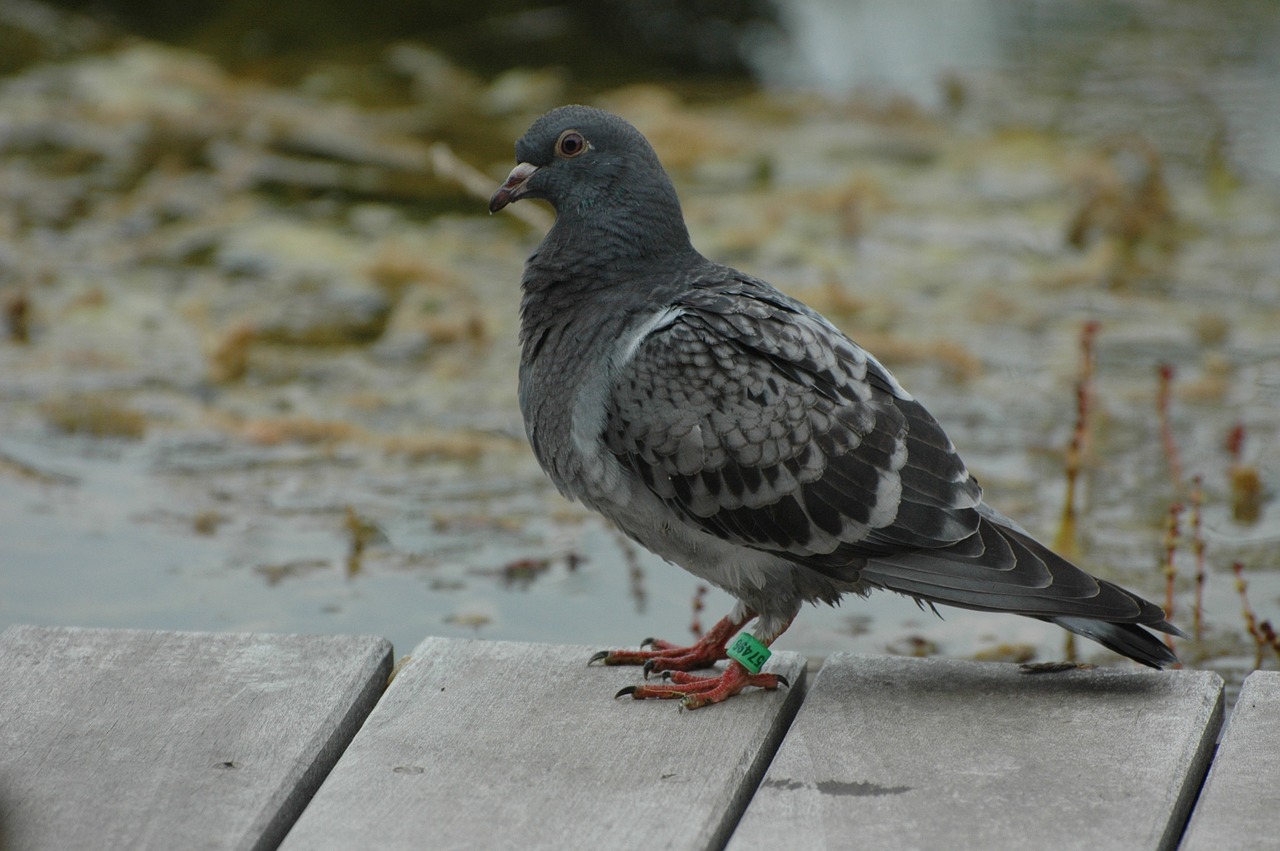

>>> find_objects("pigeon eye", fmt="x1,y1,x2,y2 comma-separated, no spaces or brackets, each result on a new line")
556,130,587,158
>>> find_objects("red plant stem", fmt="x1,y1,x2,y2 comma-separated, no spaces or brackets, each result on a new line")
1055,321,1100,560
690,584,708,639
1157,363,1184,492
612,528,647,612
1189,476,1206,641
1225,422,1246,463
1161,502,1183,652
1260,621,1280,664
1233,561,1265,669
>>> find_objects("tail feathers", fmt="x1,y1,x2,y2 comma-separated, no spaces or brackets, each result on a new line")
1052,617,1183,669
857,513,1185,668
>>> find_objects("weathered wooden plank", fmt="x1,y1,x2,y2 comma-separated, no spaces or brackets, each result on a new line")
1180,670,1280,850
280,637,807,851
0,625,392,851
727,654,1222,851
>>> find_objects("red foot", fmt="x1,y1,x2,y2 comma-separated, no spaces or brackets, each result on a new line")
616,662,788,709
587,613,746,675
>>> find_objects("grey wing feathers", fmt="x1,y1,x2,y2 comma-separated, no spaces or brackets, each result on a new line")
604,274,982,560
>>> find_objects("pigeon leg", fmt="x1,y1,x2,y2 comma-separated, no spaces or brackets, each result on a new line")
587,611,752,674
615,661,789,710
611,616,795,708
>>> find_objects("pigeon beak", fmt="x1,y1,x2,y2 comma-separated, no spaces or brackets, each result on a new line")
489,162,539,213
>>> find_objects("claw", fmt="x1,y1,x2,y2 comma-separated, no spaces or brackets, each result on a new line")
589,611,793,707
616,664,785,708
587,613,761,679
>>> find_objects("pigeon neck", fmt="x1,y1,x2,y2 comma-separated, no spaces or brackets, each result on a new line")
542,180,696,269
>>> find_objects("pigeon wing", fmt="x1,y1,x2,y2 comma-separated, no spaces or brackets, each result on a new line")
604,274,983,563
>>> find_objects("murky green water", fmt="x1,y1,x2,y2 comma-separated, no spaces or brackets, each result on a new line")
1,1,1277,698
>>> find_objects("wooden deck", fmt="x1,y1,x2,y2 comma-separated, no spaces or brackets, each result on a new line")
0,624,1263,850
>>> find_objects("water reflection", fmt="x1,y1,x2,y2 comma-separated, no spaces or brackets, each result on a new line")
747,0,1001,107
751,0,1280,180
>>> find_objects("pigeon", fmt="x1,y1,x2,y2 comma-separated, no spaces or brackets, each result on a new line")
490,105,1183,709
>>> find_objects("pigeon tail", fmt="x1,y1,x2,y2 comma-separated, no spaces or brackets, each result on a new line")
1051,617,1182,669
857,515,1182,668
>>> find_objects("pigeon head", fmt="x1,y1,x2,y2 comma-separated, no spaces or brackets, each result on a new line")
490,105,691,253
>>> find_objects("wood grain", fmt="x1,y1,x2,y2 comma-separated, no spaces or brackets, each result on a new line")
1181,670,1280,850
280,636,807,851
0,625,392,851
727,654,1222,851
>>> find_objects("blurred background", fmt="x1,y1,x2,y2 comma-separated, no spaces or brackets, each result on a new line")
0,0,1276,700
